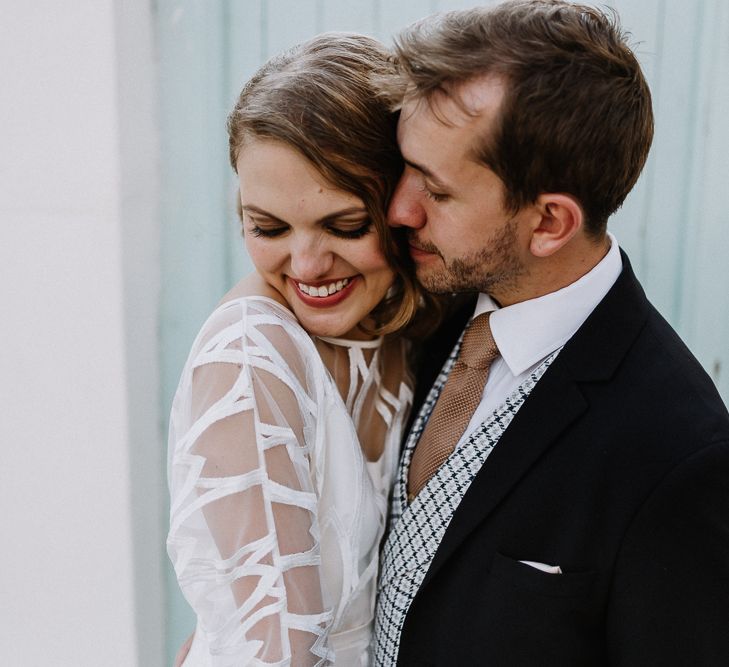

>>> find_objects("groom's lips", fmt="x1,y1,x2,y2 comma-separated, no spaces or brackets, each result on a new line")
408,243,438,261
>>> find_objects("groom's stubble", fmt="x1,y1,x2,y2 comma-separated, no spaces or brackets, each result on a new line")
409,215,526,296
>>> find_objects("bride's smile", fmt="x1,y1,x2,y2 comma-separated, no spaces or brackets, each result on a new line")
290,275,358,306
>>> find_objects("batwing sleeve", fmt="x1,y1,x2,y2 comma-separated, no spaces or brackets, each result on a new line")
167,299,333,666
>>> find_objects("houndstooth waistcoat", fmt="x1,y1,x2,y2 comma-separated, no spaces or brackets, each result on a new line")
373,331,560,666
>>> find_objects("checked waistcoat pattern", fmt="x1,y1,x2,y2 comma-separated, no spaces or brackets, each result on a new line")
373,338,560,666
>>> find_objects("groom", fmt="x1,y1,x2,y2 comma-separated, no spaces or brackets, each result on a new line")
375,1,729,665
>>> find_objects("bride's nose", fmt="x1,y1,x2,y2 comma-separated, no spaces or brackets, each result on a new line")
289,236,335,281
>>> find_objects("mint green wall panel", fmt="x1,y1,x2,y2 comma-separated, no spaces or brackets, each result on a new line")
318,0,377,33
266,0,318,53
157,1,231,659
676,0,729,397
633,1,703,322
379,0,439,40
223,0,265,288
434,0,499,11
602,0,661,279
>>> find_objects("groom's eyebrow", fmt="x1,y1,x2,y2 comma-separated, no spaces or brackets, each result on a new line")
403,158,451,190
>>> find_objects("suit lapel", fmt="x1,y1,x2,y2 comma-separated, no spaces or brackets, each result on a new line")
420,252,650,589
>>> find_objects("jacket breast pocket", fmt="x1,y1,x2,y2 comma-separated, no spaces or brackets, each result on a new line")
490,551,596,597
474,552,600,665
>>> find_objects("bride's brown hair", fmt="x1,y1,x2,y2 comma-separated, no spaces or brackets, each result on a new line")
227,32,440,336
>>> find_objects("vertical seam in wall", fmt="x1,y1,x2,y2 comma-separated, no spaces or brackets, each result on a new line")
716,0,729,397
672,0,708,335
261,0,269,62
315,0,324,33
639,0,666,284
372,0,381,40
222,0,234,286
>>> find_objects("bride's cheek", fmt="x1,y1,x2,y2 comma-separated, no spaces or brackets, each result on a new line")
246,239,277,274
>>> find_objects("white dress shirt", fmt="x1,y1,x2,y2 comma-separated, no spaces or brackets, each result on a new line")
454,233,623,452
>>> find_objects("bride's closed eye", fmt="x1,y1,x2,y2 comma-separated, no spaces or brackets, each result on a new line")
246,218,373,240
326,219,372,239
247,222,288,238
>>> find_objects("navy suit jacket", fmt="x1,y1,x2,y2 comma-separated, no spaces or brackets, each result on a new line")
398,252,729,666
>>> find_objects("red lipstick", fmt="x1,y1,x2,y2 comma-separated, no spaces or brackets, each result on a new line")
289,276,359,308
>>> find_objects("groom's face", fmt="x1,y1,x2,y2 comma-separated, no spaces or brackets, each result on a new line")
388,76,537,304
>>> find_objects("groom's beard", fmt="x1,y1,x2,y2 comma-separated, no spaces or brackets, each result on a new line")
409,217,526,295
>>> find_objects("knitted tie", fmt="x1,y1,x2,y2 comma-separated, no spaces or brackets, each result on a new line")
408,312,499,500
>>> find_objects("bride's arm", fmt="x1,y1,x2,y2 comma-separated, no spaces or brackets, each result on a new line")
167,300,332,666
173,633,194,667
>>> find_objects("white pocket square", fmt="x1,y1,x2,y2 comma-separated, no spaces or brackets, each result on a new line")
518,560,562,574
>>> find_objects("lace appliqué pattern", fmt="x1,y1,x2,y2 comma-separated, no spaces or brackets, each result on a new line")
168,297,411,666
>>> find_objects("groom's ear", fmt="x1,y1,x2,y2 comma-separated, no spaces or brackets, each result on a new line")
527,193,584,258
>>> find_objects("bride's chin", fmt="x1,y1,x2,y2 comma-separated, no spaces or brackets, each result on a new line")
294,309,367,339
298,316,349,338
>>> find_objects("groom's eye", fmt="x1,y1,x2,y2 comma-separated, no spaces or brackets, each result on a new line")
418,181,449,203
425,189,449,203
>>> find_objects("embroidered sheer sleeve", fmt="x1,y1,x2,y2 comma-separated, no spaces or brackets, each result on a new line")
167,298,333,666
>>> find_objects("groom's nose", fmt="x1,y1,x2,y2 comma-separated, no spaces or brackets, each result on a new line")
387,172,426,229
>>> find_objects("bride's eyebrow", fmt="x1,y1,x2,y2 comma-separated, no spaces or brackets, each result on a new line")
241,205,284,222
242,204,368,223
318,207,369,223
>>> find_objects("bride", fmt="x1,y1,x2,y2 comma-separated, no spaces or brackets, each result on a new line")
167,33,436,665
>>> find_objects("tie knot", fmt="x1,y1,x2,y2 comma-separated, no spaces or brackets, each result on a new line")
459,312,499,369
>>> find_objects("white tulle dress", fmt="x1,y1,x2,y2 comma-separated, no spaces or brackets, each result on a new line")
167,296,412,666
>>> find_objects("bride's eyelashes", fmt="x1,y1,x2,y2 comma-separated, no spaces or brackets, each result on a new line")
327,220,373,239
247,219,373,240
248,223,287,238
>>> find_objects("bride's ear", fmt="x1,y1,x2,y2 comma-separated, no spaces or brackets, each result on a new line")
528,193,584,258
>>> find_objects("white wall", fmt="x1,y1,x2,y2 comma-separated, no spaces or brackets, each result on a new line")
0,1,163,664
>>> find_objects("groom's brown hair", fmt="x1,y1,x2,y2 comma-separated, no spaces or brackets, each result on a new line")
385,0,654,236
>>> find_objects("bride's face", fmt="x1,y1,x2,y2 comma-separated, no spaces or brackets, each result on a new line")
237,140,395,339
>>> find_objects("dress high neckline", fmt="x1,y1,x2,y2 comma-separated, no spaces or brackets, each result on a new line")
316,334,384,349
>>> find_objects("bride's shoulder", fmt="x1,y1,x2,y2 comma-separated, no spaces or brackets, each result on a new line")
199,274,294,333
219,272,289,309
189,273,316,374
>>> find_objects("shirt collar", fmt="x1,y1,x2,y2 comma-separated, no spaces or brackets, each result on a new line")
472,232,623,376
